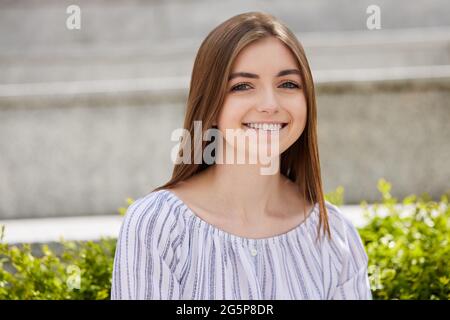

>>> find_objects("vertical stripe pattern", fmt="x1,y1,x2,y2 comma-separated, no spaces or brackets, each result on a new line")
111,189,372,300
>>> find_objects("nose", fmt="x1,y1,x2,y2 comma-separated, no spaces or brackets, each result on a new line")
256,88,279,114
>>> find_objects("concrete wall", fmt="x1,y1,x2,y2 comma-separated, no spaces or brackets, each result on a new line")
316,78,450,204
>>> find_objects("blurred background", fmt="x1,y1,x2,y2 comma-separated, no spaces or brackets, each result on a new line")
0,0,449,242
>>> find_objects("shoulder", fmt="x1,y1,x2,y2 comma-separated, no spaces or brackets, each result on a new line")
322,200,368,265
323,201,361,242
121,190,174,227
118,189,184,250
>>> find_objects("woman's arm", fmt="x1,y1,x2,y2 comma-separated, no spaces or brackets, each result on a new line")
111,194,181,300
327,205,373,300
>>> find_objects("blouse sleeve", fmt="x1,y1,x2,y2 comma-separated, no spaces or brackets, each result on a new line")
110,194,181,300
329,207,373,300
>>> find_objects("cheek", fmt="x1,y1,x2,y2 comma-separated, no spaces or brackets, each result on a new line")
295,103,307,126
287,98,308,136
217,100,249,128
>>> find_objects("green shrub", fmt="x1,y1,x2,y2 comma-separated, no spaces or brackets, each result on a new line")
358,179,450,300
0,231,116,300
0,198,135,300
0,181,448,299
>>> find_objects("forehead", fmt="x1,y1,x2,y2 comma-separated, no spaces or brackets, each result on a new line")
231,36,299,71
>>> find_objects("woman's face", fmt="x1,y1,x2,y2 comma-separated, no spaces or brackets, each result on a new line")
217,36,307,161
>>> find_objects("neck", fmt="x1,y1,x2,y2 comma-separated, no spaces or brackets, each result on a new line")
205,162,289,223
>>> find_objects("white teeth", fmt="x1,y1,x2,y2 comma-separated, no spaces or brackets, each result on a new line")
244,123,284,131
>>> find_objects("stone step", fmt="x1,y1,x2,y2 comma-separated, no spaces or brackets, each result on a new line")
1,27,449,84
1,65,449,97
1,0,449,52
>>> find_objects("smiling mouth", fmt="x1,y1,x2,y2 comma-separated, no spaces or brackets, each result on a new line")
242,122,288,131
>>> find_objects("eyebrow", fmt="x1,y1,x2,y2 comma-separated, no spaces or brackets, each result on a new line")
228,69,301,81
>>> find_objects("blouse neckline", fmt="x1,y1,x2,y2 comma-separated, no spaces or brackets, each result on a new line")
162,189,319,244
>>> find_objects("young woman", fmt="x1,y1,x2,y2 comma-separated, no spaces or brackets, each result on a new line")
111,12,372,300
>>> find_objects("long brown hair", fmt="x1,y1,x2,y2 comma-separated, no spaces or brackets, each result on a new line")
152,11,331,240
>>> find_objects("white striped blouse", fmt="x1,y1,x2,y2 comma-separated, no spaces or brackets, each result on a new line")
111,189,372,300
